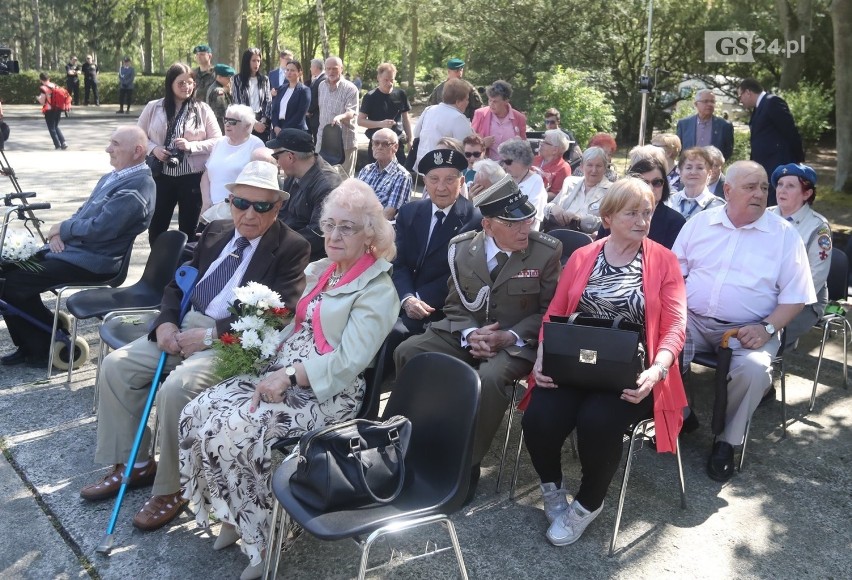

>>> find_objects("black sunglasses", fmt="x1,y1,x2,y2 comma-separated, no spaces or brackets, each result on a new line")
499,159,514,166
229,196,277,213
222,117,241,126
464,151,482,158
271,149,290,160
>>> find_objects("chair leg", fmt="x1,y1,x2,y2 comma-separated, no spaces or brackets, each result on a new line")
810,321,832,412
67,315,78,384
509,426,524,501
675,437,687,510
94,340,109,412
151,410,159,457
263,499,282,580
738,420,751,472
495,382,519,493
444,518,470,580
780,358,786,438
46,288,68,377
609,420,647,556
843,319,850,389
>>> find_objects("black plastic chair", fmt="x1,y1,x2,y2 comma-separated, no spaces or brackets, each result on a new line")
811,247,850,410
65,231,187,389
545,228,593,265
47,240,138,378
263,352,481,580
319,124,345,166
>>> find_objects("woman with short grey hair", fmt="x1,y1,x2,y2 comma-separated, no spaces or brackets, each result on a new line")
472,80,527,161
200,103,265,217
544,146,612,234
534,129,572,199
469,158,507,198
497,139,546,229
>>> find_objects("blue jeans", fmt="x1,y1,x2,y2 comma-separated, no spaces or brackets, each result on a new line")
44,109,66,148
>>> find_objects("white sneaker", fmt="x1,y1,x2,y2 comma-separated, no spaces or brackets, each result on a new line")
540,482,570,523
546,499,603,546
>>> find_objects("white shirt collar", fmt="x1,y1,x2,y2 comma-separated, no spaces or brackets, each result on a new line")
484,233,513,262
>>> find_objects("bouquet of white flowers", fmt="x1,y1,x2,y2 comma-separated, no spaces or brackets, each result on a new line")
1,229,43,272
212,282,293,379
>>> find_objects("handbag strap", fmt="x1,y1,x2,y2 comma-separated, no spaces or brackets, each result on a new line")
350,428,406,504
567,312,624,329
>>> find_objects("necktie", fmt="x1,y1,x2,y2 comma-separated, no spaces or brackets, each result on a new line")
426,210,445,252
490,251,509,282
191,237,251,313
787,216,795,223
679,198,697,216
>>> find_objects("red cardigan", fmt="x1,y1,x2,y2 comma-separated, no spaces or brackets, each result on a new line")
520,237,688,453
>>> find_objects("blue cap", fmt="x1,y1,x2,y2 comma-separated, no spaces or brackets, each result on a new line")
771,163,817,188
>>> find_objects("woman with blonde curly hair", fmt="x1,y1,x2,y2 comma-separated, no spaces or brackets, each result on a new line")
179,178,399,579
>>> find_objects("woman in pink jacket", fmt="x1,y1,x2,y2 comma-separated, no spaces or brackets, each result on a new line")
520,177,687,548
471,80,526,161
138,62,221,245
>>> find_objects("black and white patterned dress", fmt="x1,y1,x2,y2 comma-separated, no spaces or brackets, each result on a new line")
178,294,364,565
577,246,645,326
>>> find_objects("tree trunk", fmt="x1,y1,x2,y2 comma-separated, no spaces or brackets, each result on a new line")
32,0,42,69
272,0,282,55
337,0,347,62
206,0,243,71
776,0,814,90
407,1,418,89
832,0,852,192
240,0,249,54
316,0,330,60
359,33,372,80
143,0,153,74
156,2,165,72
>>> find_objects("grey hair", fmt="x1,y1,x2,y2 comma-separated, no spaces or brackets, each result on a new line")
310,58,323,71
471,159,506,186
325,55,343,68
225,104,256,127
582,146,608,165
498,138,534,166
486,80,513,101
704,145,725,167
694,88,714,102
292,150,314,161
628,144,667,169
372,128,398,144
543,129,570,153
322,178,396,261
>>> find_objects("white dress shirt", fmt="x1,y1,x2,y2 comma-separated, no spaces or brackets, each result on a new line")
672,206,815,323
197,233,263,320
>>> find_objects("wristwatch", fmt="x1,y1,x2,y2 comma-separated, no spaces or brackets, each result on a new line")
652,362,668,380
762,322,777,335
203,328,214,347
284,365,298,388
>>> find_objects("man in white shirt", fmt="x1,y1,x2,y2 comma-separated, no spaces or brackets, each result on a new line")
672,160,815,482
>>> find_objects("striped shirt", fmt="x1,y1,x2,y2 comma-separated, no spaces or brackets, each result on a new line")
357,160,412,210
102,161,148,188
316,78,359,151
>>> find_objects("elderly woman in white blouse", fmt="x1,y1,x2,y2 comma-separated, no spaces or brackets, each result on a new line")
543,146,612,234
498,138,547,230
199,104,265,219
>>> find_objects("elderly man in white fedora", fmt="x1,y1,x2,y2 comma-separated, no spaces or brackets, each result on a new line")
79,161,311,532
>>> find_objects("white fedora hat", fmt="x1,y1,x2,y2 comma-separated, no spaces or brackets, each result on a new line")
225,160,290,201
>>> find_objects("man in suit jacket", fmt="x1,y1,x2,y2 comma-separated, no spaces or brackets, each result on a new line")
738,78,804,206
387,149,482,360
267,50,294,97
306,58,326,139
676,89,734,160
1,126,155,366
395,176,561,495
80,161,311,532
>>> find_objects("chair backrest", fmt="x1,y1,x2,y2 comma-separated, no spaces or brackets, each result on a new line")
140,230,188,292
827,247,848,302
382,353,481,514
319,124,345,166
359,338,390,421
104,241,136,287
546,228,593,265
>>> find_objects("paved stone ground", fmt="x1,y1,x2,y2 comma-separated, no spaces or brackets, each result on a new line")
0,108,850,579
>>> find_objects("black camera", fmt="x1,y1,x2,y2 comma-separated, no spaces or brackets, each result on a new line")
165,147,185,167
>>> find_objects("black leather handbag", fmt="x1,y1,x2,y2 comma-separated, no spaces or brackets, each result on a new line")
289,415,411,511
542,313,646,392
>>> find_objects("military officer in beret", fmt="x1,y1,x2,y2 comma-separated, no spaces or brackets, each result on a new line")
768,163,832,347
192,44,216,104
207,64,236,132
395,175,562,496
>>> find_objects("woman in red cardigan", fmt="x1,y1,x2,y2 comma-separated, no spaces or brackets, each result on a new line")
521,177,687,547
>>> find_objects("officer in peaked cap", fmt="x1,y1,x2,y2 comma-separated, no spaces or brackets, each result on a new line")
394,173,562,497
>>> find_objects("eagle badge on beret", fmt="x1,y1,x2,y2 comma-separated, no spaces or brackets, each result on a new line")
433,151,444,166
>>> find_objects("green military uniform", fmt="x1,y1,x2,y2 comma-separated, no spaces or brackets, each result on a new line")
395,177,562,465
206,81,232,133
194,66,216,104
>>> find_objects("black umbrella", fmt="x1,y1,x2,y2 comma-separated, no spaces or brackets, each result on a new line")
712,329,740,436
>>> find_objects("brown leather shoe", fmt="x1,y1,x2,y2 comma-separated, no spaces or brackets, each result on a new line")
80,460,157,501
132,491,188,531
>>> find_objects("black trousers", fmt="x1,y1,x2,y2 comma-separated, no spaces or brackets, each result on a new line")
148,172,203,246
521,386,653,511
84,79,99,105
44,110,66,149
119,89,133,110
66,78,80,105
1,258,111,357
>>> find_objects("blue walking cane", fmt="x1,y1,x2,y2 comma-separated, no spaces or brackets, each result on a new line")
96,264,199,554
